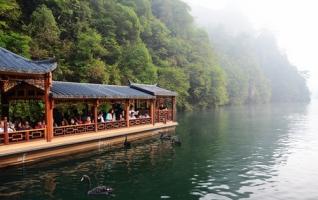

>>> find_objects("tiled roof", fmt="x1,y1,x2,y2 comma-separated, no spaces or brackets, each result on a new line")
0,47,57,74
51,81,155,99
129,82,177,96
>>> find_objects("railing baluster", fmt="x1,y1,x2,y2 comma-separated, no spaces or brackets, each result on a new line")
26,131,30,142
3,117,9,145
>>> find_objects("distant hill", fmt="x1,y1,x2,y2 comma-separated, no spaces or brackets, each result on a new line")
186,2,310,104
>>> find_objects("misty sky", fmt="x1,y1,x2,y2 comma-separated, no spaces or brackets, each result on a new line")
185,0,318,94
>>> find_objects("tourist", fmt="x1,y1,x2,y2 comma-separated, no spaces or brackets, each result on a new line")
85,116,92,124
97,112,104,123
119,114,124,121
16,121,23,131
129,112,136,120
61,118,69,126
75,115,83,124
114,104,123,120
61,120,67,127
106,109,113,121
8,121,15,131
8,122,14,132
23,121,32,130
159,103,167,110
35,121,44,129
144,112,150,118
69,118,77,125
129,105,135,116
42,119,46,126
53,121,58,128
119,111,125,121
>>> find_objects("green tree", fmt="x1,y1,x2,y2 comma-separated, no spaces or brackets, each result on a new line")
119,41,157,84
158,67,190,109
28,4,60,59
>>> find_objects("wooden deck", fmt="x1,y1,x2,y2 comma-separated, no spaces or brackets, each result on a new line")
0,122,177,168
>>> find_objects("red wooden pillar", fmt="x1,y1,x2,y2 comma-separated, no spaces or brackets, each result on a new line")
172,96,176,122
156,99,160,123
125,100,130,128
94,100,99,132
150,99,155,125
3,117,9,145
45,73,54,142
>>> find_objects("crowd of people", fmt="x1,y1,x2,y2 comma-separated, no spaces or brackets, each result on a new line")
0,119,46,133
53,105,151,127
0,104,160,132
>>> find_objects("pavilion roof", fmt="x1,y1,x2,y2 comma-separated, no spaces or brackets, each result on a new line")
129,82,177,96
51,81,156,100
0,47,57,75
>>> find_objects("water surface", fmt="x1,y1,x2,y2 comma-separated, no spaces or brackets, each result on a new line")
1,102,318,200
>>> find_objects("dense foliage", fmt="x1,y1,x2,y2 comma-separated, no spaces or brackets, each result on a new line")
0,0,310,111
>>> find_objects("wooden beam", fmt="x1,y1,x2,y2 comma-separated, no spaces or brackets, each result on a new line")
45,73,54,142
3,117,9,145
172,96,176,122
150,99,155,125
0,71,47,79
125,100,130,128
94,99,99,132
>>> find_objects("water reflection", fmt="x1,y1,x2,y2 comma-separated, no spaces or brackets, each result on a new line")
1,103,318,200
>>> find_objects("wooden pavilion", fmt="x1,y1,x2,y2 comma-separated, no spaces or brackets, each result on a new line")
0,47,177,146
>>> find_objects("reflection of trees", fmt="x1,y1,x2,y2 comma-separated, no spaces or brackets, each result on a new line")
0,134,176,199
43,173,57,198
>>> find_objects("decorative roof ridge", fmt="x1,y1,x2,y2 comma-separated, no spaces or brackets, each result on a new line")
52,81,129,87
128,80,157,87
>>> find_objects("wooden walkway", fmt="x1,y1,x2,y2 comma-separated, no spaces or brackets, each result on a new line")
0,122,177,157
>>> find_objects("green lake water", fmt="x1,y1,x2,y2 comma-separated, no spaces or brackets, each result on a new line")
1,102,318,200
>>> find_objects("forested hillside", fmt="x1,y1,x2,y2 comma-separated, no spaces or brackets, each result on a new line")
0,0,310,110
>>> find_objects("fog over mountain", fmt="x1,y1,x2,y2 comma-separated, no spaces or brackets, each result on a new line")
184,0,318,98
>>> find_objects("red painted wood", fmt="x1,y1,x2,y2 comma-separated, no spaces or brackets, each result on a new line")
45,72,54,142
3,117,9,145
94,100,99,132
126,100,130,128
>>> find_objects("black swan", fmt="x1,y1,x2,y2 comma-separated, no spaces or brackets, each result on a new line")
124,136,131,148
171,135,182,146
80,175,113,196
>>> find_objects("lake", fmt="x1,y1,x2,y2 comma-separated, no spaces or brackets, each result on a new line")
1,102,318,200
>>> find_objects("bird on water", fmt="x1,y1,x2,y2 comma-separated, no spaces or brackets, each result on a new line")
80,175,113,196
124,135,131,148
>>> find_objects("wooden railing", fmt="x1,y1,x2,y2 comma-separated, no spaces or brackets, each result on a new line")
98,120,127,131
155,110,173,123
0,128,46,145
53,123,95,137
129,117,152,127
1,111,172,145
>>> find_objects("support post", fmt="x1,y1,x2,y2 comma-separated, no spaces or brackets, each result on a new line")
150,99,155,125
157,99,160,123
172,96,176,122
45,73,54,142
94,99,99,132
26,130,30,142
125,100,130,128
3,117,8,145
